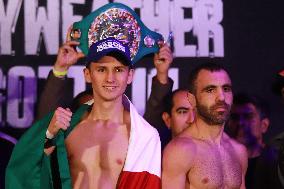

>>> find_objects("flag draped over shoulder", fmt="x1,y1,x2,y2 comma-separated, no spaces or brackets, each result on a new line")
5,97,161,189
118,97,161,189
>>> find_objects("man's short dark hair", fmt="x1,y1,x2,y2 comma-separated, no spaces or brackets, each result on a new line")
163,89,187,116
187,62,228,94
233,93,270,119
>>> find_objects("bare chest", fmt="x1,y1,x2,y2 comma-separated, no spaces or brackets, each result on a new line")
65,121,129,188
188,142,242,189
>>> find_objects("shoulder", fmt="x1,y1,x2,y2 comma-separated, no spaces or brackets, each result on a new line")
229,137,246,155
225,134,248,171
224,133,247,156
163,136,197,169
165,136,196,151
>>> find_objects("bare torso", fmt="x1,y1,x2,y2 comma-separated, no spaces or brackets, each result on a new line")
65,117,129,189
162,129,246,189
186,136,243,189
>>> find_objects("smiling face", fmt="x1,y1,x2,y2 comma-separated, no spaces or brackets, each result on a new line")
194,69,233,126
84,56,134,102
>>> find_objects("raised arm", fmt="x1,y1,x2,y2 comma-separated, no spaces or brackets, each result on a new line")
37,27,84,119
144,44,173,127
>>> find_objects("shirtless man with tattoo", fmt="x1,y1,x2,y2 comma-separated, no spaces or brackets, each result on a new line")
162,63,248,189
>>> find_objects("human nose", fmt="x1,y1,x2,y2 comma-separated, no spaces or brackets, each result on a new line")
186,109,195,124
237,116,247,127
235,116,251,133
216,89,225,101
106,70,114,82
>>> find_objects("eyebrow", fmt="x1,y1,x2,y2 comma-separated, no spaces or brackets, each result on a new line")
95,65,127,69
114,66,127,69
202,85,217,92
223,84,232,88
175,107,189,112
202,84,232,91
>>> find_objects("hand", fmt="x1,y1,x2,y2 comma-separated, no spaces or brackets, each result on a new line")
54,26,85,72
153,43,173,84
47,107,73,136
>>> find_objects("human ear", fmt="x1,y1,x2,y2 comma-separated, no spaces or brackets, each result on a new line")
127,69,134,84
260,118,270,134
162,112,171,129
84,68,92,83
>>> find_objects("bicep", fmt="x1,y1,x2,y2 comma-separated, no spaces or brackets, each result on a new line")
162,160,187,189
162,142,193,189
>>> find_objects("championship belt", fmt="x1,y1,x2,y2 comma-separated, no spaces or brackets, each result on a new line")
70,3,164,64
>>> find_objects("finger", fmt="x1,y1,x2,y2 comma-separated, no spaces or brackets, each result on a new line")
76,52,85,59
57,118,71,128
157,51,172,62
60,124,68,131
159,46,172,55
157,53,172,63
61,43,79,52
59,41,80,53
57,113,72,123
56,107,73,117
159,43,170,51
58,110,73,119
157,40,165,48
59,44,76,55
158,51,171,59
66,25,73,42
65,40,80,46
154,53,159,60
55,120,69,131
57,110,72,121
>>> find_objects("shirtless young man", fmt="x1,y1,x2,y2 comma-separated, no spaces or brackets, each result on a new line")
57,38,133,188
45,38,161,189
162,63,248,189
6,38,161,189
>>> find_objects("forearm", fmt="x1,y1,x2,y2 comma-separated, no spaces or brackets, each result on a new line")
144,76,173,127
36,71,73,120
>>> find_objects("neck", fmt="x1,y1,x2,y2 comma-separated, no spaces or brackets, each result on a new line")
89,96,125,123
192,116,225,144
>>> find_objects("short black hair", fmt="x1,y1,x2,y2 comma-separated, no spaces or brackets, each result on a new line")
187,62,228,94
163,89,187,116
233,93,270,119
